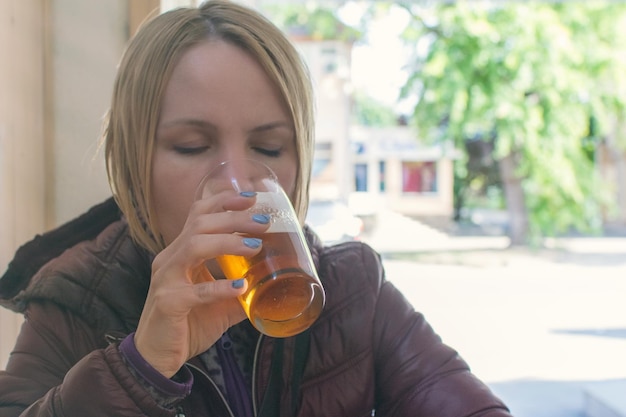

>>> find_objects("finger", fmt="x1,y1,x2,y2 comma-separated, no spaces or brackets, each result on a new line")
193,276,248,299
184,233,264,264
191,189,257,216
151,232,264,289
186,209,271,236
190,264,215,284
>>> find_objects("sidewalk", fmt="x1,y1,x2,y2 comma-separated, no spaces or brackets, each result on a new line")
361,209,511,253
361,211,626,417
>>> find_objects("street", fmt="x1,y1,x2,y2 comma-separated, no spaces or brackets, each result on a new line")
361,210,626,417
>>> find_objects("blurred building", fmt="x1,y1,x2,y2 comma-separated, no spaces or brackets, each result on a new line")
292,35,457,221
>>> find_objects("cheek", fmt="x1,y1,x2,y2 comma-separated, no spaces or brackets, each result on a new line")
151,162,202,245
282,176,297,201
272,161,298,200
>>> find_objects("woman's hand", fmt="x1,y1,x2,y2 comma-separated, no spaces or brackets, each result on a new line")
133,192,269,378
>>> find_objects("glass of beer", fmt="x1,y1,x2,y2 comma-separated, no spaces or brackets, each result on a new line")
197,159,325,338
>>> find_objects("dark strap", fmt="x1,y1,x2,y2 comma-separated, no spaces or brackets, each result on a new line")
257,338,284,417
257,330,311,417
291,330,310,416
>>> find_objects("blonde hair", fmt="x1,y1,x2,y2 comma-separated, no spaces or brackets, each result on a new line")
104,0,315,254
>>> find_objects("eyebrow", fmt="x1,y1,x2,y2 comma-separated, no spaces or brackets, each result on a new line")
160,118,293,134
250,121,294,134
160,119,215,129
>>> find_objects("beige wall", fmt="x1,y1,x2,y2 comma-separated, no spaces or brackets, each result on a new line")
296,40,353,201
48,0,127,227
384,158,455,217
350,125,456,218
0,0,159,369
0,0,46,369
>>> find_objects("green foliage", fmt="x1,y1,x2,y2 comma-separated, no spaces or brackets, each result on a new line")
263,3,361,42
352,91,399,127
394,1,626,241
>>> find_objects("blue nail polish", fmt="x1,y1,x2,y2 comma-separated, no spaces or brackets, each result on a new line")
232,279,245,289
240,191,256,197
243,237,262,248
252,214,270,224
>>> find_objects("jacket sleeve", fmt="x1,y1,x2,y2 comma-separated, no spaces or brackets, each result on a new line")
368,251,512,417
0,301,176,417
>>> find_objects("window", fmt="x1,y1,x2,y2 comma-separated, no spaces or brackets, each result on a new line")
321,47,337,74
355,163,368,192
402,161,437,193
313,142,332,177
312,158,331,177
379,161,386,192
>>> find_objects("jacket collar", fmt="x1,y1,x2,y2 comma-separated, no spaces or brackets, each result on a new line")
0,198,121,304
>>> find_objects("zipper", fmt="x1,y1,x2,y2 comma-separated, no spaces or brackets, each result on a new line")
184,333,265,417
216,332,254,417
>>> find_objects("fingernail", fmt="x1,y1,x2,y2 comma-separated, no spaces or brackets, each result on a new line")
232,279,245,289
252,214,270,224
240,191,256,197
243,237,262,248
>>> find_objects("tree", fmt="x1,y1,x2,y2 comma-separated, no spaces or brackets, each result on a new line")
352,91,399,127
393,1,626,245
263,3,361,42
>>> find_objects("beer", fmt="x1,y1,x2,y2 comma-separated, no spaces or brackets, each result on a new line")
199,160,326,337
217,192,325,337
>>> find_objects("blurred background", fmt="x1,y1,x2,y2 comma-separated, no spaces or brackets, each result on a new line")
2,1,626,416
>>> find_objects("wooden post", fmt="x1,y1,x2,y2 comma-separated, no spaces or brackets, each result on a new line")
0,0,46,368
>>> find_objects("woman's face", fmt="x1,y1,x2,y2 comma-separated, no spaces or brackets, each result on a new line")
151,40,298,245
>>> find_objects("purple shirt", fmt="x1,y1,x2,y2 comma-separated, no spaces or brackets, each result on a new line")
119,333,193,401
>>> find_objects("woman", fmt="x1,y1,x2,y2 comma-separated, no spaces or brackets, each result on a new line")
0,1,512,416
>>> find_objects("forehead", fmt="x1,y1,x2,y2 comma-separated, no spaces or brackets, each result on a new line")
160,40,290,123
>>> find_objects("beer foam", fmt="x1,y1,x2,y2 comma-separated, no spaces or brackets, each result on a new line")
253,191,299,233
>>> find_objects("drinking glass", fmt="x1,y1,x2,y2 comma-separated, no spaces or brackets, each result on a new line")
197,159,325,337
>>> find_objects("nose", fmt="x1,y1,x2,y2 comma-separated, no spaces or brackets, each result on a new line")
219,145,249,166
216,158,250,181
225,159,277,194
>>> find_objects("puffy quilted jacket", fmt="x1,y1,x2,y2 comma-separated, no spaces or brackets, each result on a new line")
0,198,511,417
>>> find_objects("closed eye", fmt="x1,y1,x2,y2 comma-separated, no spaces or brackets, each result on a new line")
253,147,281,157
173,146,209,155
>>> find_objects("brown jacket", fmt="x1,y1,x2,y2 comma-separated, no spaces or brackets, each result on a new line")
0,198,511,417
